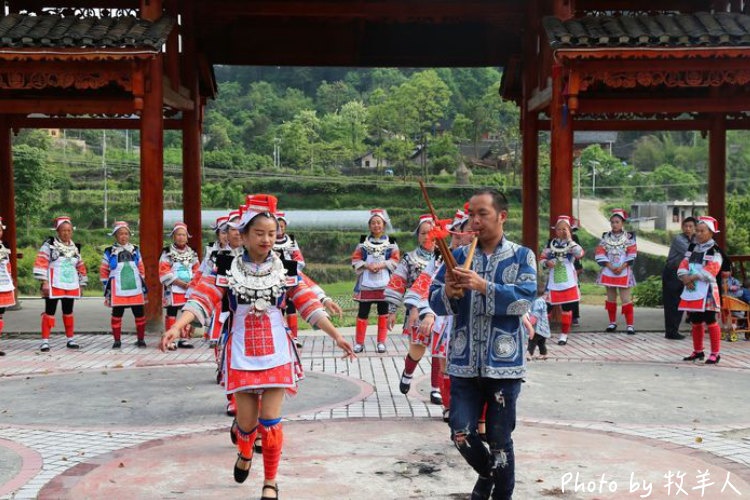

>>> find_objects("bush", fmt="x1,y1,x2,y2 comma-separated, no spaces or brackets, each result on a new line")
302,264,353,284
634,275,663,307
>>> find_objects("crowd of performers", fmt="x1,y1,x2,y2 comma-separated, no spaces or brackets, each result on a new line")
0,206,734,364
0,195,734,497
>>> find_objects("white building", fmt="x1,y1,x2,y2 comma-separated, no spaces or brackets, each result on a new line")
630,200,707,232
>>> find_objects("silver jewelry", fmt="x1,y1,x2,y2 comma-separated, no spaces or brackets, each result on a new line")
362,237,389,258
550,239,576,261
169,244,197,266
602,232,629,254
226,254,287,312
0,242,9,262
51,238,80,260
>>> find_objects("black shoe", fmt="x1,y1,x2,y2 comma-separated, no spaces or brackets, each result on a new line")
0,350,5,356
66,340,80,350
430,390,443,406
705,354,721,365
233,453,252,483
665,333,686,340
294,339,303,349
177,339,194,349
683,351,705,361
376,342,386,353
557,339,567,346
135,339,147,348
442,408,450,423
261,483,279,500
40,341,50,352
471,474,493,500
626,326,636,335
230,420,238,445
606,323,617,333
112,340,122,349
399,371,412,395
254,436,263,454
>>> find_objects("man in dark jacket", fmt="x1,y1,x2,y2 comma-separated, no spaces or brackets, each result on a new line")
662,217,695,339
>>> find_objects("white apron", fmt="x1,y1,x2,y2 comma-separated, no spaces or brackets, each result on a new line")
0,260,14,293
362,254,389,288
50,257,80,291
112,261,143,297
229,304,291,371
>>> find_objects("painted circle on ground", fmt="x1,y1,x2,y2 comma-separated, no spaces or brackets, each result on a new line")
39,419,750,499
0,367,365,428
416,361,750,425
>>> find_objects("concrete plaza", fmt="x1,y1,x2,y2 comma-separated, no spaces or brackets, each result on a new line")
0,302,749,499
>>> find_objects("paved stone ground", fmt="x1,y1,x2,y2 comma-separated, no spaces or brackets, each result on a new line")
1,322,750,499
1,299,692,334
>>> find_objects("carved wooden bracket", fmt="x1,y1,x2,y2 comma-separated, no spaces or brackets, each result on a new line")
0,68,133,91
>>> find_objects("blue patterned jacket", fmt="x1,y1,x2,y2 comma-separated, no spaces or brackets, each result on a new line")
429,236,537,380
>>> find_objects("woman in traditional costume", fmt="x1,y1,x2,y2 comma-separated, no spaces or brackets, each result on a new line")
351,209,400,353
385,215,439,401
33,216,88,352
100,221,147,348
595,209,638,334
273,211,305,347
680,216,724,365
160,194,355,500
540,215,584,345
159,222,200,349
0,217,14,356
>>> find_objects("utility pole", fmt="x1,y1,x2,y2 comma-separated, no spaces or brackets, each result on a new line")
102,130,108,228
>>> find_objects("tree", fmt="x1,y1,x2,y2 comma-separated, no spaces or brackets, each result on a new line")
392,70,452,177
316,81,359,114
13,145,51,234
13,129,52,150
639,164,700,202
379,138,414,179
579,145,635,198
339,101,368,156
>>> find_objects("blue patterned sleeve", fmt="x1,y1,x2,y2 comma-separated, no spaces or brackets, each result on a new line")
428,249,462,316
484,246,537,317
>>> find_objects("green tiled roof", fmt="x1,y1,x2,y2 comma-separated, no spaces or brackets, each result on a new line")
544,12,750,48
0,13,174,50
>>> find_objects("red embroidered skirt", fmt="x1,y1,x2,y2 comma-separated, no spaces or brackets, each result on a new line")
223,331,303,396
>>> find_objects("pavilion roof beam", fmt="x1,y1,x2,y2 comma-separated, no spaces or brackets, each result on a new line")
9,116,183,130
162,76,194,111
574,0,713,11
194,1,526,23
0,97,136,115
577,96,750,114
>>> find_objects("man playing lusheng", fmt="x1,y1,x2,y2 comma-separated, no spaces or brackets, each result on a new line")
429,188,536,500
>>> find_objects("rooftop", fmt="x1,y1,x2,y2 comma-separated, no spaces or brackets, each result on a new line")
0,13,174,50
544,12,750,49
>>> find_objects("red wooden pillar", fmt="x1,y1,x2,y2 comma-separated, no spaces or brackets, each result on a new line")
182,1,203,257
521,111,539,253
140,56,165,328
708,115,727,249
0,117,18,291
549,65,574,231
521,0,540,254
182,82,202,257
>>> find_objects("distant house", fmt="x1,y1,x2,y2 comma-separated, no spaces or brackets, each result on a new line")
354,152,388,170
459,140,496,161
630,200,707,232
574,131,618,156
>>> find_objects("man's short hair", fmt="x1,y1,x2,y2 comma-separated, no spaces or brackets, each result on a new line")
682,217,697,226
472,188,509,214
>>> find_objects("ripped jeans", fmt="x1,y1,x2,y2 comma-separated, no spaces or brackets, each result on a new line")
449,376,521,500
